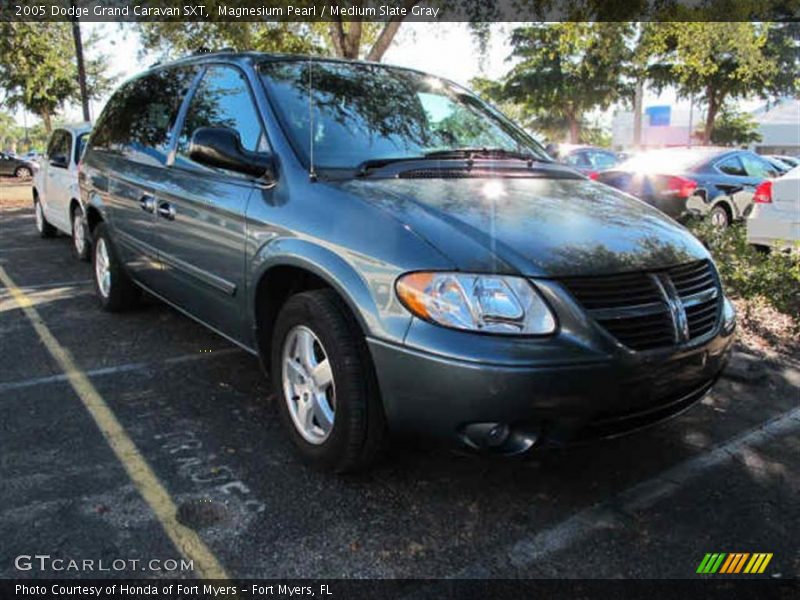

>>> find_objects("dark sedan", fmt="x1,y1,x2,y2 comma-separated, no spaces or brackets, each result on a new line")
594,147,781,227
546,143,622,177
0,151,37,178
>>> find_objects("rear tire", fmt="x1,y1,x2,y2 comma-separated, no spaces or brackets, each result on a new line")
271,289,387,472
34,197,56,238
15,166,32,179
92,222,140,312
71,206,90,262
709,204,730,228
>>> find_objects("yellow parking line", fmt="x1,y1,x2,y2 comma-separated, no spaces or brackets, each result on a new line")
0,265,229,580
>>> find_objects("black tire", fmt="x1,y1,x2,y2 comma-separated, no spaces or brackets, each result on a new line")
271,289,387,472
92,222,140,312
34,197,56,238
15,166,32,179
709,204,730,228
71,205,90,262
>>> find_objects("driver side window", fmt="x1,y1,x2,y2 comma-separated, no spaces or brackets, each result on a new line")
175,65,268,173
47,131,70,166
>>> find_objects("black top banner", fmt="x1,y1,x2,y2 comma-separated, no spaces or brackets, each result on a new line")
2,0,800,22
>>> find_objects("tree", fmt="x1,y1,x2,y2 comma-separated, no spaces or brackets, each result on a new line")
497,23,634,143
0,23,116,132
642,22,797,145
136,0,424,62
700,105,762,146
0,23,77,133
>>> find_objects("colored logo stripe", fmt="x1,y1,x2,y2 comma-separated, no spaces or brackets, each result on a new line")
699,553,773,574
697,553,726,573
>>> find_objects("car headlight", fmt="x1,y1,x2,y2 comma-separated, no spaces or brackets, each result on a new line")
395,272,556,335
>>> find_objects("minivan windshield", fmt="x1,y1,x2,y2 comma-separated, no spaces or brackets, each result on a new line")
259,59,549,171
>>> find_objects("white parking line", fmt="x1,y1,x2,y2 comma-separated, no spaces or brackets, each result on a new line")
0,279,93,291
452,404,800,578
0,348,242,394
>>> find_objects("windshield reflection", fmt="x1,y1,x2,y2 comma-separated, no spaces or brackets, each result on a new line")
259,59,548,171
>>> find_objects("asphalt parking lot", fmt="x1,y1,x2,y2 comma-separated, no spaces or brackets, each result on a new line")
1,186,799,582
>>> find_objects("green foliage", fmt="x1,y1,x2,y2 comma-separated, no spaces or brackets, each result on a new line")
0,23,77,131
137,21,326,61
0,23,116,132
699,105,763,146
640,22,798,143
688,220,800,322
498,23,634,143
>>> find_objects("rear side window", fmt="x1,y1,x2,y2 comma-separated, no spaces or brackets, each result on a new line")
89,68,197,166
716,155,747,176
741,153,779,179
175,65,267,172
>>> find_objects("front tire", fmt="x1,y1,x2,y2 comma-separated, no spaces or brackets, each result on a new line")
92,222,140,312
15,166,32,179
271,290,386,472
34,197,56,238
71,206,90,261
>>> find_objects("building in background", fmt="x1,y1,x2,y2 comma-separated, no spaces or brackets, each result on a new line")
611,97,799,155
749,97,800,155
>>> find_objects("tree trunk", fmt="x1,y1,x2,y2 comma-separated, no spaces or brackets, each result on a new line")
41,109,52,134
365,0,420,61
703,86,722,146
568,115,580,143
71,9,90,122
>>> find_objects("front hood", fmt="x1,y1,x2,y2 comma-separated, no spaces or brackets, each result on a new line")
335,176,710,277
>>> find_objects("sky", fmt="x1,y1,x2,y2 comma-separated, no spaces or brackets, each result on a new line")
18,22,765,134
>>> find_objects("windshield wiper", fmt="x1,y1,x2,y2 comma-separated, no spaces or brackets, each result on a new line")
355,148,550,177
423,147,550,163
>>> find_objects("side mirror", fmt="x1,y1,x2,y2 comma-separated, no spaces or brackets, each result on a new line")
189,127,274,179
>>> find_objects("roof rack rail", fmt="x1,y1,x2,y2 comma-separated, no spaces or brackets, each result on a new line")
193,47,236,55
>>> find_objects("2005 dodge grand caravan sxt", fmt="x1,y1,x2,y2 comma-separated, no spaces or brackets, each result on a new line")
79,52,736,472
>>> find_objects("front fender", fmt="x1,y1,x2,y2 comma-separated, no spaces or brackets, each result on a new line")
247,236,413,344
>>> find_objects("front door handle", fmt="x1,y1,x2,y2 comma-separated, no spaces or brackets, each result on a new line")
157,202,176,221
139,195,156,213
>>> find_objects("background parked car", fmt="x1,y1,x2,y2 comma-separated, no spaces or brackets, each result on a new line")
764,155,794,175
747,166,800,253
32,123,93,260
766,154,799,169
546,143,622,177
0,151,37,178
594,147,781,227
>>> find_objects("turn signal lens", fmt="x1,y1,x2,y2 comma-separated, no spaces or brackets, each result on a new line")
396,272,556,335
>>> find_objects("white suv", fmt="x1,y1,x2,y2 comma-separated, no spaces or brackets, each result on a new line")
33,123,92,260
747,166,800,253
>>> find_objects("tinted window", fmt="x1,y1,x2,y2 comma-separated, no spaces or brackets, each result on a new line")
90,68,196,165
589,151,618,170
741,153,778,179
75,133,88,164
47,130,70,164
716,155,747,176
259,60,547,170
565,152,591,167
175,65,266,172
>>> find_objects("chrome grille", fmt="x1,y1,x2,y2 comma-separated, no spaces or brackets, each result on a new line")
560,260,721,351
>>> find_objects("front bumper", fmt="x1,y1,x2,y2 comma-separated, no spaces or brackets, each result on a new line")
368,298,736,451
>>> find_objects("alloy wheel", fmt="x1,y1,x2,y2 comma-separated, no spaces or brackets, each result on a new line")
94,238,111,299
73,212,86,255
281,325,336,445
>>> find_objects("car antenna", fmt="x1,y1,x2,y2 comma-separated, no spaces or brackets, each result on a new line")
308,59,317,182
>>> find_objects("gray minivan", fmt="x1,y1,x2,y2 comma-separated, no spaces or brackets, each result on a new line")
80,52,736,472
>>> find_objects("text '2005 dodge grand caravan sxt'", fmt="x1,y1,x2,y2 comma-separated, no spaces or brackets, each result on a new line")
79,52,736,472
